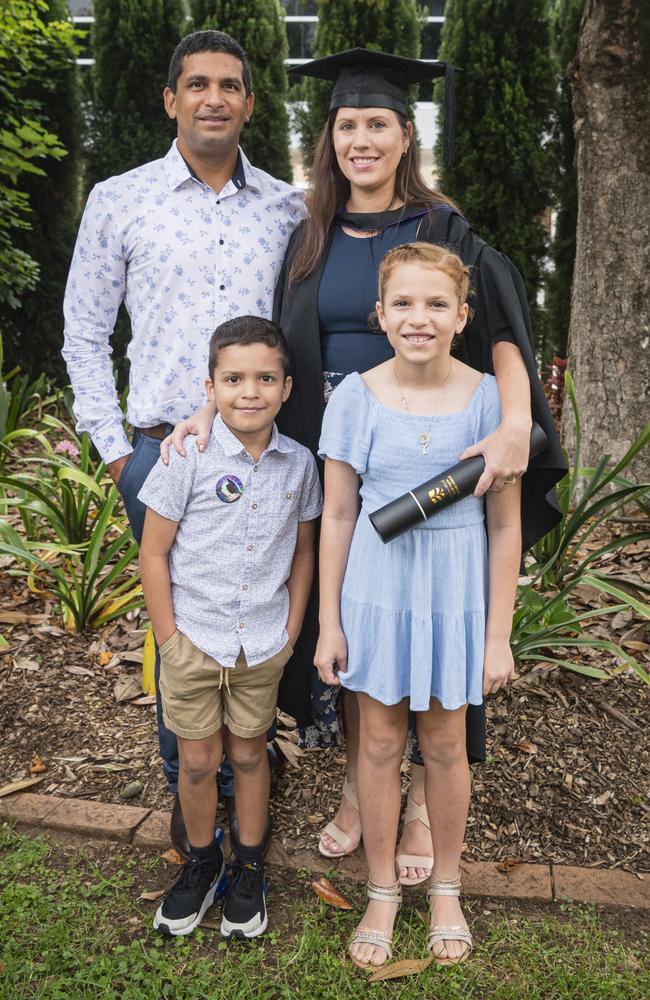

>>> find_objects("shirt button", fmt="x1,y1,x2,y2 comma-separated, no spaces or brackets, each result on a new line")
219,284,225,291
253,465,258,472
247,544,253,551
251,502,257,510
239,622,244,629
286,491,293,499
242,584,248,591
216,199,221,205
219,239,225,245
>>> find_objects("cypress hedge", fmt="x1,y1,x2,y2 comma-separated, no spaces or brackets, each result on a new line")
437,0,555,341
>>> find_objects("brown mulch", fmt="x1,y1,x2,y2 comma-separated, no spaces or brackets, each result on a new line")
1,559,648,876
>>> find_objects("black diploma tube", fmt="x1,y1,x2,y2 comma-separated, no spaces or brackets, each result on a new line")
369,423,548,543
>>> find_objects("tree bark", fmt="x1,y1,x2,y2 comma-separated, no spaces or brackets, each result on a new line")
563,0,650,480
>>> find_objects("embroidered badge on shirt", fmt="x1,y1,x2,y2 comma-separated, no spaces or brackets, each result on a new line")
215,474,245,503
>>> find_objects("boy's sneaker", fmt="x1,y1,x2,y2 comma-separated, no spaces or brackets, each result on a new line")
220,859,267,939
154,851,225,936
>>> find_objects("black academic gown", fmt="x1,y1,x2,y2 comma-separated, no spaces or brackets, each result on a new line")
273,207,566,761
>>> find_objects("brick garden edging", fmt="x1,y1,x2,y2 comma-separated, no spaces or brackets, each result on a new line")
2,791,648,910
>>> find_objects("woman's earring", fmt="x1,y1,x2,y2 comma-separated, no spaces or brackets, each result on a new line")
402,147,409,158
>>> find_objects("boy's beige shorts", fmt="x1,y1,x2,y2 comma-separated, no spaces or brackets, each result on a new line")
158,630,293,740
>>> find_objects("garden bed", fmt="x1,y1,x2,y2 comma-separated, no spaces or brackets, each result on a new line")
1,565,648,874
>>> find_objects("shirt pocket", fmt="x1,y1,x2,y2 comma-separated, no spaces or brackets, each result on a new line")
259,488,301,524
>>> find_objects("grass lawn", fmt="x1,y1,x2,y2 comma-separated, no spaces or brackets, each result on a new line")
1,824,648,1000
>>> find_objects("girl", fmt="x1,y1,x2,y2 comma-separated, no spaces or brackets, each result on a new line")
315,243,521,969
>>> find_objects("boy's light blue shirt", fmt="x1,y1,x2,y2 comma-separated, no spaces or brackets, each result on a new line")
138,415,322,667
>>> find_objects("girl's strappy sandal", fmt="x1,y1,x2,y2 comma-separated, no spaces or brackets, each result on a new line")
427,873,473,966
397,781,433,885
318,779,361,858
349,875,403,970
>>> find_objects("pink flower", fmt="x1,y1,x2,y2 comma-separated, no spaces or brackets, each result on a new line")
54,439,80,459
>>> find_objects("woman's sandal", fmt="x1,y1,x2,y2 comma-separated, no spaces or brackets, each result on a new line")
396,788,433,886
427,873,473,966
348,876,403,970
318,779,361,858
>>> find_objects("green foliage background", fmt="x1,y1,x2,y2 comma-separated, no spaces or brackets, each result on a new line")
1,0,83,384
295,0,423,163
0,0,77,313
191,1,293,182
436,0,555,344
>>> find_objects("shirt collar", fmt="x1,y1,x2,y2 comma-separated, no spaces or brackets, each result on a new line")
163,140,261,193
212,414,295,457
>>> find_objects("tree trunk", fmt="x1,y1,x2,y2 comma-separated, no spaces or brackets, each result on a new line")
563,0,650,480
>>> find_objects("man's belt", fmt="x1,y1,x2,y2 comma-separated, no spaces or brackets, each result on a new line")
136,423,172,441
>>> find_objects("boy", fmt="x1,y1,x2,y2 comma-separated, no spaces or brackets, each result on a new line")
138,316,322,939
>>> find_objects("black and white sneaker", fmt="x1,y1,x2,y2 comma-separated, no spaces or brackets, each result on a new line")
220,859,267,939
154,852,226,936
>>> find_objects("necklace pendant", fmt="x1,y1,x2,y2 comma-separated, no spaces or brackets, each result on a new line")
419,432,431,455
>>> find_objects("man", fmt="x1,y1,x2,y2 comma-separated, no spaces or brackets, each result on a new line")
63,30,305,855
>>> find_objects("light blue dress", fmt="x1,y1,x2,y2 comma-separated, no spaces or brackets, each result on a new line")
318,371,502,712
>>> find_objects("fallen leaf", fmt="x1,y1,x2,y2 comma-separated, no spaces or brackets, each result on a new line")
113,676,142,703
13,657,40,672
592,790,614,807
368,957,433,982
121,780,143,799
311,877,354,910
131,694,157,706
0,775,45,797
138,889,165,902
30,754,46,775
160,848,186,865
64,664,95,677
198,919,221,930
0,960,6,973
0,611,49,624
35,624,66,637
120,650,144,664
496,857,522,873
511,740,538,755
621,640,649,651
0,635,10,651
98,651,113,666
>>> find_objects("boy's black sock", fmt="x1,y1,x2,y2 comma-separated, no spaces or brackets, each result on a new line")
235,840,265,865
189,840,223,865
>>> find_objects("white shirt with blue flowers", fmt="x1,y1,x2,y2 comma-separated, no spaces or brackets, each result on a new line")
62,140,305,464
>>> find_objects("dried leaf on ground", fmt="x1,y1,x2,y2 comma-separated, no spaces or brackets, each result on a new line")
311,877,354,910
160,848,186,865
113,676,142,703
13,657,40,672
511,740,538,755
0,775,45,797
30,754,46,774
496,857,521,873
138,889,165,902
98,651,113,666
131,695,156,706
0,611,49,624
64,664,95,677
368,957,433,982
120,650,144,664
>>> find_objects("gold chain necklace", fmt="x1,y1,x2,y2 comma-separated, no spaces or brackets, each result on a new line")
393,359,453,455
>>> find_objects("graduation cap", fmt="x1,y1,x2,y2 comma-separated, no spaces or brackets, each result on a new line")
291,47,456,165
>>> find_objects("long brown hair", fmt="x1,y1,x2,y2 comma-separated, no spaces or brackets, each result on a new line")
288,109,460,285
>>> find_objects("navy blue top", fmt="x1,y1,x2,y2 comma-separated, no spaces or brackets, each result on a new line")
317,217,422,375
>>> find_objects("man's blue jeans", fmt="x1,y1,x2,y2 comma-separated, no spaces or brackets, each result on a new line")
117,429,180,794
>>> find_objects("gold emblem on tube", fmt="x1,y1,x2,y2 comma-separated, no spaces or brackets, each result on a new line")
428,475,460,505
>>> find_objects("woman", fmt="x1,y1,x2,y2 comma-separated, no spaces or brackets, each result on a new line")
165,48,565,881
